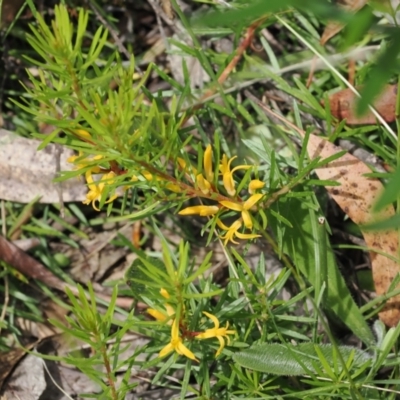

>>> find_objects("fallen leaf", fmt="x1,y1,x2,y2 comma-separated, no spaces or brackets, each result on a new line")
0,129,87,203
328,84,397,125
320,0,368,45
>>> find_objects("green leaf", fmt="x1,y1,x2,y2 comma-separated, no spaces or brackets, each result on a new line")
268,194,375,347
373,167,400,212
233,343,372,376
357,36,400,114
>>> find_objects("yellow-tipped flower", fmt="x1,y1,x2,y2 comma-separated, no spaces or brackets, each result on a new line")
196,312,236,357
217,218,261,246
196,174,211,195
177,157,197,178
147,303,175,325
219,155,251,197
219,193,263,229
160,288,170,299
248,179,265,194
74,129,92,139
83,171,118,211
67,153,102,173
179,205,219,217
159,319,198,361
203,144,214,182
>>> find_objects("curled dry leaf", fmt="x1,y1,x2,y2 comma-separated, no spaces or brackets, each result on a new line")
0,129,86,203
328,84,397,125
307,136,400,327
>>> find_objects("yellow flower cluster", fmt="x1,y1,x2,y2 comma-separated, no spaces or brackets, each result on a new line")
179,144,265,245
148,289,235,361
67,152,118,211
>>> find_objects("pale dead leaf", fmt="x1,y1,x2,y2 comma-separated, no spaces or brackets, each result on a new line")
0,129,86,203
320,0,367,45
308,135,400,327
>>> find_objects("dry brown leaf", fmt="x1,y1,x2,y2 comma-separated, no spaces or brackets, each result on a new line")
0,129,86,203
328,84,397,125
320,0,368,45
308,136,400,326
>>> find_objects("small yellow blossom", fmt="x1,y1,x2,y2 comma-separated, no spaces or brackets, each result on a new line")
74,129,92,139
160,288,170,299
196,312,235,357
196,174,211,194
147,289,174,325
165,182,181,193
248,179,265,194
67,153,103,174
179,205,219,217
159,319,198,361
217,218,261,245
142,171,153,181
203,144,214,182
177,157,198,177
147,303,175,325
83,171,118,211
219,193,263,229
219,155,251,197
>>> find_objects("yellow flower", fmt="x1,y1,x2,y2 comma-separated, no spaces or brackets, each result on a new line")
203,144,214,182
83,171,118,211
147,289,175,325
159,319,198,361
216,218,261,245
147,304,175,325
248,179,265,194
160,288,170,299
219,193,263,229
196,174,211,195
74,129,92,139
165,182,181,193
67,153,103,174
178,205,219,217
177,157,198,177
219,155,251,197
196,312,235,357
